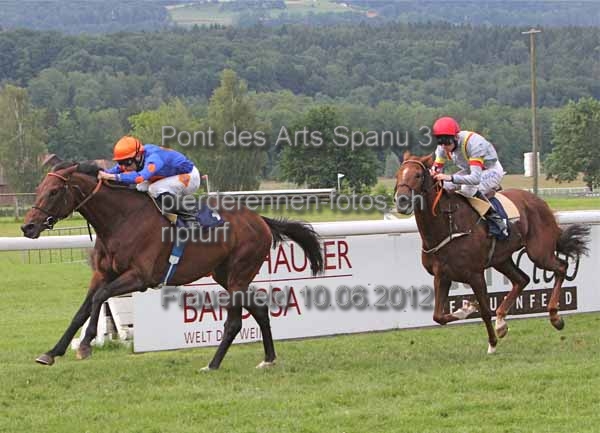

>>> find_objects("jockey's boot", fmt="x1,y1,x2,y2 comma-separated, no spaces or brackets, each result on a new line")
157,193,196,222
474,191,509,238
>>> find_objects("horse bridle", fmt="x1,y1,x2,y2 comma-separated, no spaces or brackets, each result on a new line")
395,158,446,219
32,171,103,231
394,159,432,197
397,159,477,254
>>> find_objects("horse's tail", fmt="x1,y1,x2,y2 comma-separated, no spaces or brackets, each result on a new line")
557,224,591,259
261,217,324,276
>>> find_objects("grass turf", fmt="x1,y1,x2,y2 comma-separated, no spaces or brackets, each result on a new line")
1,259,600,432
1,185,599,431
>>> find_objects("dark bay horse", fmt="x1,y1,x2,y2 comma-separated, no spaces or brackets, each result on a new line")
22,162,324,369
394,152,589,353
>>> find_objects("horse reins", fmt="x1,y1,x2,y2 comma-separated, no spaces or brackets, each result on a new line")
396,159,470,254
32,170,104,240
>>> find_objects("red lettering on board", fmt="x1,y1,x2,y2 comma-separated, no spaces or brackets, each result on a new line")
184,293,197,323
323,241,336,270
337,240,351,269
263,240,352,275
274,246,292,273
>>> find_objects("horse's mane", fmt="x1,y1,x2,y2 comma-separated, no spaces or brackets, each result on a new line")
52,160,148,204
78,162,102,177
51,161,77,172
52,161,103,178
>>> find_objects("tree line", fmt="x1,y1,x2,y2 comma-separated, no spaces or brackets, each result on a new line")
1,1,598,34
2,71,598,193
0,23,598,191
0,0,172,34
1,24,598,107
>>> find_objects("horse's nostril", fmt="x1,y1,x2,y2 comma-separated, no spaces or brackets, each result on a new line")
21,223,34,233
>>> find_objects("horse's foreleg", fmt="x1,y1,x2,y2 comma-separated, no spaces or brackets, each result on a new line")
77,271,143,360
432,274,461,325
469,275,498,354
36,272,107,366
36,292,93,365
493,259,530,338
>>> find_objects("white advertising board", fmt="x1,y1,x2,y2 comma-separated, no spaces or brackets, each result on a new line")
133,222,600,353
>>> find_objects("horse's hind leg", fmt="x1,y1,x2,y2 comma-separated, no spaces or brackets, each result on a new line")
203,266,243,371
493,258,530,338
204,304,243,371
528,249,568,330
543,255,568,330
204,255,267,370
246,301,276,368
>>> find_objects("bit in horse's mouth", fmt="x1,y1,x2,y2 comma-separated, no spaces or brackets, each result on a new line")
21,223,43,239
397,206,413,215
395,195,414,215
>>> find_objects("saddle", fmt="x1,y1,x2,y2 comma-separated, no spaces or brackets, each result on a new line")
148,194,225,288
456,191,520,220
149,194,224,229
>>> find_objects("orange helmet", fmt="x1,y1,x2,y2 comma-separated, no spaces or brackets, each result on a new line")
113,136,144,161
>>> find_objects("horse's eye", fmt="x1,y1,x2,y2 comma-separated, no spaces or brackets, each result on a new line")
415,173,422,178
49,189,58,197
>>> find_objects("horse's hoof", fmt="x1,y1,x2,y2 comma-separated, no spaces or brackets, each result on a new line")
451,301,478,320
256,360,276,369
487,343,497,355
35,353,55,366
76,345,92,360
200,365,217,372
551,317,565,331
495,321,509,339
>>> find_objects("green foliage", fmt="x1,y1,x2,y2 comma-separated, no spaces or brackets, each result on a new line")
383,151,400,177
0,0,171,34
346,1,600,27
1,25,598,109
2,0,597,34
0,85,46,192
47,107,125,161
252,90,317,176
545,97,600,190
203,69,268,191
280,106,379,192
0,23,598,191
129,98,200,147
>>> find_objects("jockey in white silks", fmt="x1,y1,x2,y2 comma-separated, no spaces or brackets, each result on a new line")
430,116,508,238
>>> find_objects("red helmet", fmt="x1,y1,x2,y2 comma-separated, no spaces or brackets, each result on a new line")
433,117,460,136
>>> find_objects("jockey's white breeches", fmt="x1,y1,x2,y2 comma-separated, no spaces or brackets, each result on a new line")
136,166,201,198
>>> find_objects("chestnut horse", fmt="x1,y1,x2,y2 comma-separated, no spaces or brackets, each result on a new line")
22,162,324,369
394,152,589,353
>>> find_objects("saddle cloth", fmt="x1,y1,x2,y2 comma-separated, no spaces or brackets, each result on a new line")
149,195,224,228
456,191,520,220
